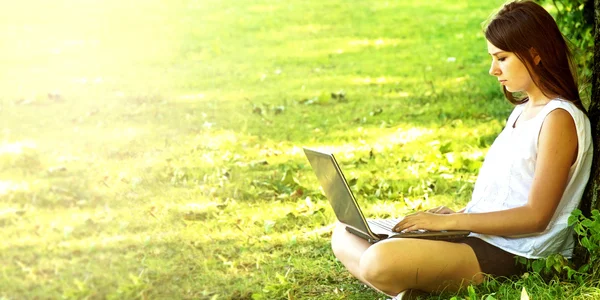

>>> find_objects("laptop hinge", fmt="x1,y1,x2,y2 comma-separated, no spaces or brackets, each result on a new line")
345,226,382,244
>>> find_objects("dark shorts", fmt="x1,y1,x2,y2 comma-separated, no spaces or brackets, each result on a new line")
452,237,527,277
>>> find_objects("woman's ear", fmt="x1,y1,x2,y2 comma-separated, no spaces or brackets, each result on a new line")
529,47,541,65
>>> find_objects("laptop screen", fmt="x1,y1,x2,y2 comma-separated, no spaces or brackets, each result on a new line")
303,148,370,234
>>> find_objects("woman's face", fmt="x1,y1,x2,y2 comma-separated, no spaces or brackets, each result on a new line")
487,40,535,93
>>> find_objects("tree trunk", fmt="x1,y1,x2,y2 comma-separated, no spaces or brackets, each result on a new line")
581,0,600,217
573,0,600,269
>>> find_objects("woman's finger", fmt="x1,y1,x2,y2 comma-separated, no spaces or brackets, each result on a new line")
394,214,414,229
393,220,411,232
401,224,420,233
394,217,420,232
427,206,454,214
427,206,443,213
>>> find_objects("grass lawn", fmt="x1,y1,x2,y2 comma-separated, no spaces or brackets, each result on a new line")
1,0,598,299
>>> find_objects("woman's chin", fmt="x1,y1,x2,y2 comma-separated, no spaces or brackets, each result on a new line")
505,86,520,93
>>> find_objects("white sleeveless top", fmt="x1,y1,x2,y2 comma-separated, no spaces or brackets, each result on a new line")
464,99,593,259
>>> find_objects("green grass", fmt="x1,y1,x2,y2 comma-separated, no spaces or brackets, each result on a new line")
0,0,598,299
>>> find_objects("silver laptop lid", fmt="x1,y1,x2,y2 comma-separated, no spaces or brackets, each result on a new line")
303,148,376,237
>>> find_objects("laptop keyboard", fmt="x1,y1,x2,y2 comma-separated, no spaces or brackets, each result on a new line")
368,218,400,232
368,218,427,233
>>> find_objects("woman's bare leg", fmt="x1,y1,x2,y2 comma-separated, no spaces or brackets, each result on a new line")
331,222,484,296
331,223,427,297
359,237,484,296
330,222,372,283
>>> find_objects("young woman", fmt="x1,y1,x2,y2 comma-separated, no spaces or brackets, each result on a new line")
330,1,593,298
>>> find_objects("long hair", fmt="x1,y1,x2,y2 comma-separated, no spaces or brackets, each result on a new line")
485,0,586,113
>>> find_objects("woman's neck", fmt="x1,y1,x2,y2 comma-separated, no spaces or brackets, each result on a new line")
525,86,553,108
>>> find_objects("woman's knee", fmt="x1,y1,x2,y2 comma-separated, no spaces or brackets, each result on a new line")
359,241,405,293
358,245,381,283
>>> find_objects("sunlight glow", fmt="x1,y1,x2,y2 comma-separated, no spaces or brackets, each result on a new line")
179,93,206,101
247,4,279,12
0,141,37,155
348,38,401,47
286,24,330,34
301,127,432,157
351,76,405,85
195,130,238,150
0,180,29,196
373,127,433,152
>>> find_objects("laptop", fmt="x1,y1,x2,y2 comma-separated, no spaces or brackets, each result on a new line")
303,147,470,243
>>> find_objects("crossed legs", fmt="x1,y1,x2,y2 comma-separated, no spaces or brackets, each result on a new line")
331,222,484,296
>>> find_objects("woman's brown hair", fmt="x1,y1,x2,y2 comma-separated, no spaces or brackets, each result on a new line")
485,0,586,113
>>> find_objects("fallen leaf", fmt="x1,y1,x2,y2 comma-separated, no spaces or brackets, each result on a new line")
521,287,530,300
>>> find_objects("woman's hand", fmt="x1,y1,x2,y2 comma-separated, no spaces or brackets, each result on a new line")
427,206,456,214
392,212,454,232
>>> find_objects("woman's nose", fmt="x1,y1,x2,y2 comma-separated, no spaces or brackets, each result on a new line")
489,61,500,76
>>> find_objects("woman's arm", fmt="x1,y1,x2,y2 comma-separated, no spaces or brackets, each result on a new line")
394,109,578,236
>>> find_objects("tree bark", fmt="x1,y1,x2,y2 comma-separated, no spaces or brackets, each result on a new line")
581,0,600,217
572,0,600,269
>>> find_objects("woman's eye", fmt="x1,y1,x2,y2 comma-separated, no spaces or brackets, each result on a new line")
498,57,506,62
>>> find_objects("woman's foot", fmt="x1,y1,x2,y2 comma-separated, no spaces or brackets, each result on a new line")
390,289,429,300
